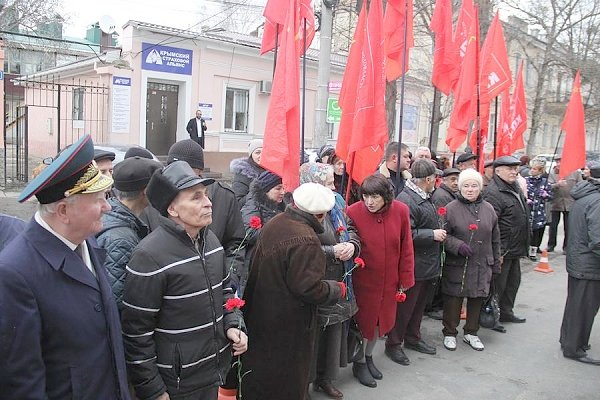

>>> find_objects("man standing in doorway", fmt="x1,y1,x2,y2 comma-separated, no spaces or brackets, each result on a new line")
186,110,208,148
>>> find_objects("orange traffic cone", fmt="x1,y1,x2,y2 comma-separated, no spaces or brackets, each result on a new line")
534,250,554,273
218,388,237,400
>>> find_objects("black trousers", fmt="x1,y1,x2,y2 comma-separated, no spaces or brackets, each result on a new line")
548,211,569,249
496,257,521,318
386,279,434,347
530,228,545,248
560,276,600,358
442,295,484,336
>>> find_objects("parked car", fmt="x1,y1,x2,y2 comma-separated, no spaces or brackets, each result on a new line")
94,144,160,165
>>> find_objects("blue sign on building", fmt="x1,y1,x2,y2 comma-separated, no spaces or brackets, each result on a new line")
0,71,4,80
113,76,131,86
141,43,193,75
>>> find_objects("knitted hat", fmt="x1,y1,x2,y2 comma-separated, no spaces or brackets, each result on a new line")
146,161,214,216
113,157,162,191
255,171,282,192
248,139,263,156
458,168,483,189
125,146,154,159
299,162,333,186
410,159,437,178
292,182,335,214
167,139,204,170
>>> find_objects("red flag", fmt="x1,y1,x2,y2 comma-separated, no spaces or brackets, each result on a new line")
479,12,512,103
430,0,459,95
496,89,512,156
559,70,586,178
336,0,388,184
261,0,301,189
260,0,314,55
468,100,490,171
452,0,475,91
446,4,479,152
497,62,527,156
384,0,414,81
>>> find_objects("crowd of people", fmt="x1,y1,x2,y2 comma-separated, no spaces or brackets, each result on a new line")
1,136,599,400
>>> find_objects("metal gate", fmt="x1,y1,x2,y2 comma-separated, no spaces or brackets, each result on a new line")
3,75,109,189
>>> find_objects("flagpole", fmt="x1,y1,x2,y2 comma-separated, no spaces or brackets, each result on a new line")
272,25,279,78
395,0,409,196
550,130,563,172
474,6,482,172
429,87,439,151
493,96,498,160
301,19,307,164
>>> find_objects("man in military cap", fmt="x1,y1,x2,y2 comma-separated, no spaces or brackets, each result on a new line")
0,135,130,399
456,152,477,170
96,156,162,310
483,156,530,330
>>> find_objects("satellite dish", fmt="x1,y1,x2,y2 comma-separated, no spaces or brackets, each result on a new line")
99,15,117,34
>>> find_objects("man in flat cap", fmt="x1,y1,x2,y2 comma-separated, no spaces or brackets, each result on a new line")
122,161,247,400
456,152,477,170
0,135,130,399
96,156,162,310
482,160,494,187
560,164,600,365
483,156,529,329
242,182,345,400
94,147,116,178
432,168,460,209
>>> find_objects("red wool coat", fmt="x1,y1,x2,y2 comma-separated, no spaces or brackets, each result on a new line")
347,200,415,340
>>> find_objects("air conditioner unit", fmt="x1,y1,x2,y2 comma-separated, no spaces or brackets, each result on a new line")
259,80,272,94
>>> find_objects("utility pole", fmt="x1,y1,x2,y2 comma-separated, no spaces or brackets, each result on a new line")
313,0,336,149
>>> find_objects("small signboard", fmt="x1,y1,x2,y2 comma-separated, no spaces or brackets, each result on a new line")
141,43,193,75
198,103,213,121
326,98,341,123
112,76,132,133
328,81,342,93
0,71,4,80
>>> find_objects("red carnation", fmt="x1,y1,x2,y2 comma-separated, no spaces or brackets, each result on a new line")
249,216,262,230
225,298,246,311
437,207,447,216
336,226,346,235
354,257,365,269
395,290,407,303
468,224,478,231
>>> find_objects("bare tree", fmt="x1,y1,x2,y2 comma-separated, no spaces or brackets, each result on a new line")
501,0,600,154
0,0,64,33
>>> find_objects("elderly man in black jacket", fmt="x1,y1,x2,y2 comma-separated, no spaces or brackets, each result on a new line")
560,166,600,365
386,159,446,365
483,156,529,330
122,161,248,400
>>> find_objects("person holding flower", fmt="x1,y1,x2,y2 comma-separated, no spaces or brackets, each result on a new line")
442,169,501,351
347,174,414,388
525,158,552,260
299,162,361,399
239,171,286,295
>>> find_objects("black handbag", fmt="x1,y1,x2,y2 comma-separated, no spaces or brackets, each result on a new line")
480,281,500,329
347,319,364,363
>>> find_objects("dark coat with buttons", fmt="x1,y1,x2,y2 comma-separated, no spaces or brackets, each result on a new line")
483,175,530,258
0,220,130,400
442,196,501,298
396,185,442,281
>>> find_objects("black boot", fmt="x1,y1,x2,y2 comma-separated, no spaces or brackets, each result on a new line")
352,362,377,388
365,356,383,380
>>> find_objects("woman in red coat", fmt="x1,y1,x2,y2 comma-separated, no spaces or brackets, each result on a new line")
346,174,415,388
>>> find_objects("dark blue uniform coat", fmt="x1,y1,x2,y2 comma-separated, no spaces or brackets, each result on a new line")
0,220,130,400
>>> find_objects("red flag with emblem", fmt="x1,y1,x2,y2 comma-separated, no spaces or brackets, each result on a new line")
336,0,388,184
384,0,414,81
559,70,586,179
446,3,479,152
261,0,301,189
430,0,458,95
260,0,314,55
479,12,512,103
497,62,527,156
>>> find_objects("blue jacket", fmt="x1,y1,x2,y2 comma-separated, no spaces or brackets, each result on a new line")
0,219,130,400
96,198,149,310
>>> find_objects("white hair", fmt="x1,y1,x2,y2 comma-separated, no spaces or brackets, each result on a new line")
38,195,79,217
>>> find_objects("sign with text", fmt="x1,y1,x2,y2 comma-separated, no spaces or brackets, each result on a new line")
198,103,213,121
327,98,341,123
141,43,193,75
112,76,132,133
328,81,342,93
0,71,4,80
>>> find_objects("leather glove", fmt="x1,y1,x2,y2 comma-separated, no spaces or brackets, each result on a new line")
338,282,347,298
458,243,474,257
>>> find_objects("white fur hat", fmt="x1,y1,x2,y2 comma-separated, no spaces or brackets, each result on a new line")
292,182,336,214
458,168,483,189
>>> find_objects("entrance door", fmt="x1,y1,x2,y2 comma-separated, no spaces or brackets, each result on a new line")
146,82,179,155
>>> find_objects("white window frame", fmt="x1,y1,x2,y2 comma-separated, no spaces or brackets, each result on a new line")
222,82,255,134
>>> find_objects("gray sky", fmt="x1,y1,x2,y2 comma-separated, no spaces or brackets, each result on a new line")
61,0,266,39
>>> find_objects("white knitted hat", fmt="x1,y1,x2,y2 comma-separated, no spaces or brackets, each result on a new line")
458,168,483,189
292,182,335,214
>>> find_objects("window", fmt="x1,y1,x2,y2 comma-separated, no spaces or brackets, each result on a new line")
225,87,249,132
73,88,85,121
